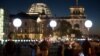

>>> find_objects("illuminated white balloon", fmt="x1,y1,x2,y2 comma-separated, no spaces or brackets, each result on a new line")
85,20,93,28
49,20,57,28
13,18,22,28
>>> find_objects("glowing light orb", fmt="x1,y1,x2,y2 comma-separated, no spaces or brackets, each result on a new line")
13,18,22,28
85,20,92,28
49,20,57,28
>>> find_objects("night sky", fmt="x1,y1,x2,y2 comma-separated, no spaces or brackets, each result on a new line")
0,0,100,35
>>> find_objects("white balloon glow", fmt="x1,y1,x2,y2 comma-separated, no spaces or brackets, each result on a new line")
85,20,92,28
49,20,57,28
13,18,22,28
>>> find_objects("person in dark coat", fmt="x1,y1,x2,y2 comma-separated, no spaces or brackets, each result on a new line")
3,32,16,56
30,42,40,56
16,43,21,56
39,40,49,56
82,38,91,56
64,44,73,56
4,40,16,56
57,41,64,56
58,44,64,56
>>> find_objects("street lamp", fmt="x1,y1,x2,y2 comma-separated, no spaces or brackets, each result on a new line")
49,20,57,36
84,20,93,38
13,18,22,39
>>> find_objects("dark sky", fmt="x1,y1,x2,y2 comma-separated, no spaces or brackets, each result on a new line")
0,0,100,35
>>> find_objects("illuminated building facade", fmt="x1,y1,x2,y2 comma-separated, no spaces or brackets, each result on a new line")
0,8,4,40
8,2,88,39
67,6,87,35
9,12,38,39
27,3,52,17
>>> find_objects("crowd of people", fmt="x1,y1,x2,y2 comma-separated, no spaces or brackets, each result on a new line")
0,38,99,56
0,33,100,56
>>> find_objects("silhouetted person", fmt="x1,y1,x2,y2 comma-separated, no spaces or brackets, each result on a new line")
4,41,16,56
16,43,21,56
30,42,40,56
82,38,91,56
39,40,49,56
0,40,3,48
29,43,35,56
34,43,40,56
95,46,100,56
58,44,64,56
64,44,73,56
3,32,16,56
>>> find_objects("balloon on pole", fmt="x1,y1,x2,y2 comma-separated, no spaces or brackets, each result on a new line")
13,18,22,29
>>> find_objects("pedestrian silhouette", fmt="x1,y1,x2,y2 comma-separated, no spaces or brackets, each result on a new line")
16,43,21,56
64,44,73,56
82,38,91,56
58,43,64,56
3,32,16,56
39,40,49,56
